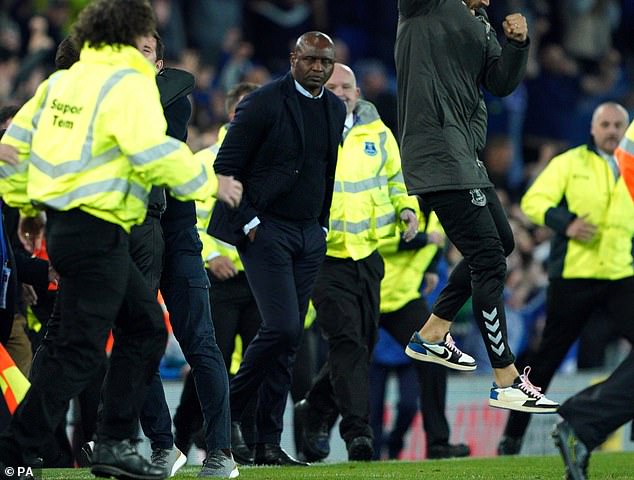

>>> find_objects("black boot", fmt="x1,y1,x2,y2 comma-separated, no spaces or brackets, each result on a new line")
90,438,167,480
230,422,254,466
254,444,309,466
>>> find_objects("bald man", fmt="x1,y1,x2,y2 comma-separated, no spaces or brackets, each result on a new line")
293,62,418,462
209,31,346,466
498,102,634,455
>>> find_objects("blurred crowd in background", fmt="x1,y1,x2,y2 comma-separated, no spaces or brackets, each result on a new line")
1,0,633,375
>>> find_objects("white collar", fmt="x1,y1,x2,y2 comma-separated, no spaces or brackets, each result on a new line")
294,79,324,99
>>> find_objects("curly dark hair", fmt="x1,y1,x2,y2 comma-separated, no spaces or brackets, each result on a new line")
72,0,156,51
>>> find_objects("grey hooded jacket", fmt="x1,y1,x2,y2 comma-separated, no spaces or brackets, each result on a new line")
395,0,529,194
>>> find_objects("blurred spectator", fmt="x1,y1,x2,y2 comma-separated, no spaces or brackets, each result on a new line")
243,0,315,75
356,60,397,137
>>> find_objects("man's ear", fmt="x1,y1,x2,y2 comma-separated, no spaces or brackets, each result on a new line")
156,59,164,72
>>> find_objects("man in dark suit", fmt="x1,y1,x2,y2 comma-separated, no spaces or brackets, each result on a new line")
209,31,345,466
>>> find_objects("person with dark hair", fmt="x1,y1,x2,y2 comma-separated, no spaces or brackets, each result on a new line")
0,2,242,480
54,36,80,71
395,0,558,413
208,31,345,466
173,81,262,460
136,32,239,478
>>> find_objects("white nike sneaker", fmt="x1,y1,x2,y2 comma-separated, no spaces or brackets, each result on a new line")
405,331,477,371
489,366,559,413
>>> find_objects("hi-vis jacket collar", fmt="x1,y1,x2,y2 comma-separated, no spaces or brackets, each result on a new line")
79,44,156,79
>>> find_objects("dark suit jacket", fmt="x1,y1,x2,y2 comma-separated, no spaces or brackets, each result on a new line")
209,72,346,246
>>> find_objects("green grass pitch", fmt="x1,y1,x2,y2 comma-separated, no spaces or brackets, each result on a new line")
39,452,634,479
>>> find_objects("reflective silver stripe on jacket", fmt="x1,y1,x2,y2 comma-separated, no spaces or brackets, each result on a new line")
41,178,147,209
171,166,209,197
334,175,388,193
330,211,396,234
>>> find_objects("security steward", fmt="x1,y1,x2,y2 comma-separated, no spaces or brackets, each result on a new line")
0,1,241,478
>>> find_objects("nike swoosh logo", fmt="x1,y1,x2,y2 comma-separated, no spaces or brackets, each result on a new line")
424,344,452,360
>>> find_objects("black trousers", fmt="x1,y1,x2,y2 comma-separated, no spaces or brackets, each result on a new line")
559,349,634,451
0,210,166,463
421,188,515,368
306,251,384,443
379,297,450,447
504,277,634,439
173,270,262,446
230,216,325,444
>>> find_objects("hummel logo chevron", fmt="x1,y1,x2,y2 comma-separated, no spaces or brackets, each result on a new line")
488,331,502,344
485,319,500,332
491,344,506,355
482,307,498,321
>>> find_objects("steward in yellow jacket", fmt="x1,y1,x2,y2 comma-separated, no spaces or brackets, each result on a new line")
295,63,419,462
0,2,241,476
499,101,634,455
0,44,219,229
521,128,634,280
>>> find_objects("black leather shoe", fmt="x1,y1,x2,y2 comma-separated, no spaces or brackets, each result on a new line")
90,438,167,480
294,399,331,461
254,443,309,466
347,436,374,461
552,421,589,480
427,442,471,459
497,435,522,456
231,422,254,465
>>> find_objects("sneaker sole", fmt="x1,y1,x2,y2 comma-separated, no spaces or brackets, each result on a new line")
170,451,187,477
489,399,559,413
405,346,477,371
91,464,165,480
552,428,586,480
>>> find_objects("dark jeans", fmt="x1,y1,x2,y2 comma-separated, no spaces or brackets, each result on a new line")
0,210,166,464
142,226,230,451
504,276,634,439
379,297,450,447
231,216,325,445
421,188,515,368
306,251,384,443
559,350,634,451
173,270,262,447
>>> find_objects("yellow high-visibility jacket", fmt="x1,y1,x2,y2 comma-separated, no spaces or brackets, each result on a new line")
0,45,216,231
521,145,634,279
616,120,634,202
379,212,443,313
195,124,243,270
326,100,418,260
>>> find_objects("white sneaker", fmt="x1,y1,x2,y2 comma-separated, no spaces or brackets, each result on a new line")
489,366,559,413
405,331,477,371
151,446,187,477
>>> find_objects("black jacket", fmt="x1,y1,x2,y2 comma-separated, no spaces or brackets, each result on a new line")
146,68,195,219
209,73,346,246
396,0,529,194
